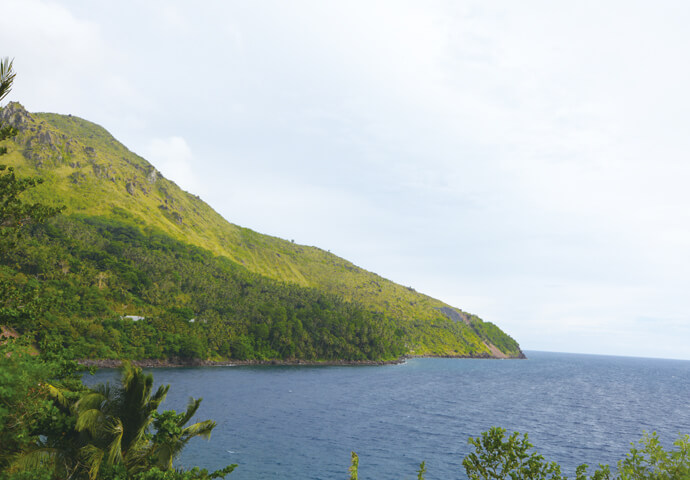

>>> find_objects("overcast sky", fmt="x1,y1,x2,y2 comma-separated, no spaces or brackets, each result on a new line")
2,0,689,360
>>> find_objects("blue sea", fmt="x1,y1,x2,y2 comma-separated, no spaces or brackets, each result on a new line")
86,351,690,479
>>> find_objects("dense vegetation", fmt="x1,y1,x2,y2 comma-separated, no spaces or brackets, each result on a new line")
2,213,405,361
0,341,236,480
0,99,522,359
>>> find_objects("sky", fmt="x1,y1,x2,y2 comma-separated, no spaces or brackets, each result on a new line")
2,0,689,360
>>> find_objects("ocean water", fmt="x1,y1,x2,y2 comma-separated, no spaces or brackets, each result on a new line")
86,351,690,479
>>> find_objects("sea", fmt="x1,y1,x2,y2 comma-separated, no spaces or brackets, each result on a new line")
85,351,690,480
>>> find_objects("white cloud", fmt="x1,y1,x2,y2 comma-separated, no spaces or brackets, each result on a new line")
143,136,201,193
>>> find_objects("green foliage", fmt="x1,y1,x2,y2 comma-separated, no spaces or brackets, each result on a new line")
0,355,233,480
0,165,64,245
1,214,407,361
0,56,232,480
417,461,427,480
129,464,236,480
150,399,216,471
74,362,171,478
0,57,15,103
462,428,690,480
68,362,226,480
348,452,359,480
468,316,523,358
616,432,689,480
0,339,87,479
463,427,566,480
0,340,51,468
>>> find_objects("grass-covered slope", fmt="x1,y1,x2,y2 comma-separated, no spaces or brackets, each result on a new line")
0,102,523,358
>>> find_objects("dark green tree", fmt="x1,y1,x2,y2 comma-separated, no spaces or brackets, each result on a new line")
74,362,221,479
150,399,216,470
0,165,64,240
74,362,170,478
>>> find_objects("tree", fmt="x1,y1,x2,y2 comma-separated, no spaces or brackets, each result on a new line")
74,362,221,479
75,362,171,478
462,427,690,480
0,165,64,240
0,341,52,471
150,398,216,470
348,452,359,480
462,427,566,480
0,337,87,479
615,432,689,480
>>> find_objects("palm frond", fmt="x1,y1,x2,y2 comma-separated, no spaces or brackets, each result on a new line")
155,443,174,471
182,420,216,440
123,443,152,473
150,384,170,410
0,57,16,102
46,383,70,409
179,397,202,426
121,360,135,387
105,418,124,465
75,391,108,412
80,444,105,480
9,447,59,473
76,408,106,437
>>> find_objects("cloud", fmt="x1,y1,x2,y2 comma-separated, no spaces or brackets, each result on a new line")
0,0,150,139
143,136,201,193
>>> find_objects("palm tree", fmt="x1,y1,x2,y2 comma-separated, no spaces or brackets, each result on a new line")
74,361,218,478
75,361,169,479
151,397,217,470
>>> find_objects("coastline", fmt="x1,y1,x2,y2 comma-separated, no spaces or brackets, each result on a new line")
78,357,407,368
78,351,526,369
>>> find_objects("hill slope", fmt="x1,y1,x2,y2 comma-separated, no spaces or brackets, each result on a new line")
0,102,523,359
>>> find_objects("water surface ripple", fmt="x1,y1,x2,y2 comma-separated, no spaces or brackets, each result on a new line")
88,351,690,480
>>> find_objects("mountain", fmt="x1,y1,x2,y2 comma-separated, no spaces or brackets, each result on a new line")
0,102,523,360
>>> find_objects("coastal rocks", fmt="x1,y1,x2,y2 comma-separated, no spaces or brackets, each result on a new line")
78,357,407,368
76,352,527,370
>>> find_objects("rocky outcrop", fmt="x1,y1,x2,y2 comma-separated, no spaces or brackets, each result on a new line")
438,306,471,325
146,168,158,184
0,102,34,132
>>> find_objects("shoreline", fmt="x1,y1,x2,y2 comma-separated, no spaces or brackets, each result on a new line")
78,357,406,368
78,352,526,369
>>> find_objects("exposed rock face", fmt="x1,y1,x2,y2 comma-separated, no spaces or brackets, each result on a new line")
2,103,69,166
0,102,34,132
147,168,158,184
439,306,471,325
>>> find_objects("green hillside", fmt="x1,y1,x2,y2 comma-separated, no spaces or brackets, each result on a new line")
0,102,523,359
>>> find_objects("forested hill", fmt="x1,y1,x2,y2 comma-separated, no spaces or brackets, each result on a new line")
0,102,523,361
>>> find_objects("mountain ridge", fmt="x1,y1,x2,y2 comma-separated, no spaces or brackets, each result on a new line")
0,102,523,359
